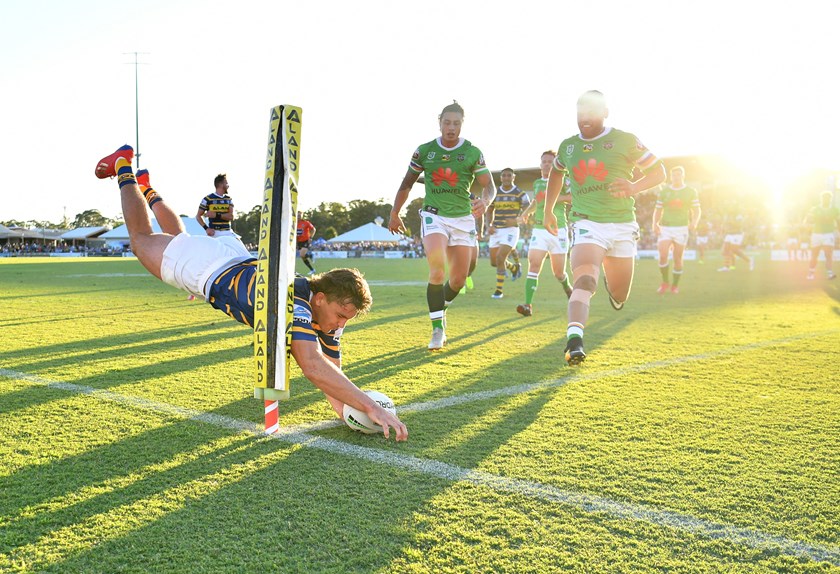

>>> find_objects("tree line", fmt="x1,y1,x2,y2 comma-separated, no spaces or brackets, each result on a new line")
2,197,426,245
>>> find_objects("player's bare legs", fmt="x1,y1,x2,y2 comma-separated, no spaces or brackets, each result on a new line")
423,233,449,350
446,244,471,292
657,238,673,293
602,255,635,304
671,241,686,293
565,243,606,365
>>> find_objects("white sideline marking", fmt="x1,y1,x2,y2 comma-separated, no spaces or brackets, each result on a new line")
3,331,840,567
65,273,149,278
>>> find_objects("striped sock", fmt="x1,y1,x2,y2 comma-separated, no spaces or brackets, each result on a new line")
495,272,506,293
116,158,136,189
567,322,584,340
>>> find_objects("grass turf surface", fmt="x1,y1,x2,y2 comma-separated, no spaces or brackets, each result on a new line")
0,255,838,572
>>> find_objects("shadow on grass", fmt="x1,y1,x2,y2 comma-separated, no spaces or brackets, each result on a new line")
9,382,557,573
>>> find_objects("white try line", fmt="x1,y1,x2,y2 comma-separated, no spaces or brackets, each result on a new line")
2,329,839,567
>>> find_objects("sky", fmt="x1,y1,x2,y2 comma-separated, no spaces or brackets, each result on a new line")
2,0,838,225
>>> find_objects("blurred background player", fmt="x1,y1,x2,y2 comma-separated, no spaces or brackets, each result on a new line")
515,150,572,317
95,144,407,440
805,190,839,280
695,220,709,264
543,90,666,365
196,174,235,237
389,101,495,350
486,167,530,299
718,214,753,272
296,211,317,275
652,166,701,294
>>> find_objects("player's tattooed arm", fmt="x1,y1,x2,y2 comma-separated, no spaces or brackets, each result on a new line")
389,170,420,234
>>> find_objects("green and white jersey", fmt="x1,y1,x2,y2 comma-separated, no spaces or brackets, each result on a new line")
656,185,700,227
409,138,489,218
532,177,569,229
808,205,840,234
553,128,660,223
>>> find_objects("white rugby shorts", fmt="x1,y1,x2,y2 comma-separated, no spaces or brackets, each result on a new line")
529,227,568,255
570,220,639,258
658,225,689,246
723,233,744,246
488,226,520,249
160,233,252,299
810,232,836,248
419,211,477,248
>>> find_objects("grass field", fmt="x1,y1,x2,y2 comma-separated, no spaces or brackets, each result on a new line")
1,254,838,573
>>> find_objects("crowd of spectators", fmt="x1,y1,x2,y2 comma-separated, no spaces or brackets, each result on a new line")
0,242,126,257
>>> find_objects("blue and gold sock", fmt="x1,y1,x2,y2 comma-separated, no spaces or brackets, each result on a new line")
116,158,136,189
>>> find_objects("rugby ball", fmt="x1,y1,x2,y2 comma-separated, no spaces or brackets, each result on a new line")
343,390,396,434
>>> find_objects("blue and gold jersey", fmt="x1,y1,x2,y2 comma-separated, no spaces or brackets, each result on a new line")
199,193,233,230
490,185,530,228
208,259,258,326
208,268,342,360
291,277,342,360
209,266,344,359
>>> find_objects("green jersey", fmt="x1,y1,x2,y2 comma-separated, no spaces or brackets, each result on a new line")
656,185,700,227
532,177,568,229
409,138,489,217
553,128,660,223
808,205,840,234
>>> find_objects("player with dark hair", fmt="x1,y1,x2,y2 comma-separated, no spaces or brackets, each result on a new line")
805,190,839,280
486,167,530,299
515,150,573,317
652,166,701,294
389,101,496,350
543,90,666,365
95,144,407,440
296,211,317,275
196,173,235,237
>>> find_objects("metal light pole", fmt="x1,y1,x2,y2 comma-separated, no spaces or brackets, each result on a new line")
124,52,149,169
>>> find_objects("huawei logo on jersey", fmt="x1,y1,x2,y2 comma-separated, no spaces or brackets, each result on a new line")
432,167,459,187
572,158,608,185
535,191,546,202
667,199,684,209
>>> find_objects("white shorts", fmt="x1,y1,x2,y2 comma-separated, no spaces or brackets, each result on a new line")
811,233,836,248
160,233,252,299
210,229,240,238
658,226,689,246
420,211,477,247
529,227,568,255
724,233,744,246
570,220,639,258
696,236,709,245
488,226,520,249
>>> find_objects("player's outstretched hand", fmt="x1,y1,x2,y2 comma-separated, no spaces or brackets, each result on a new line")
543,212,558,236
388,212,406,234
369,406,408,441
471,196,488,218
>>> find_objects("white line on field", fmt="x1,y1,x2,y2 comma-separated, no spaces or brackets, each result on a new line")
2,330,839,566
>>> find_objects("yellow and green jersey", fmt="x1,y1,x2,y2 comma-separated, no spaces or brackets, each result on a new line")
808,205,840,234
409,138,489,217
532,176,569,229
553,128,660,223
656,185,700,226
490,185,530,228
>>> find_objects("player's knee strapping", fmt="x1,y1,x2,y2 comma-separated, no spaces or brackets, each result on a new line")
573,274,597,294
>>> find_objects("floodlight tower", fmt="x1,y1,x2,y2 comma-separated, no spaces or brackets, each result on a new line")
124,52,149,169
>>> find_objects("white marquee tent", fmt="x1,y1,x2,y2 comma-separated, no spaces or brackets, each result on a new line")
327,222,405,243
